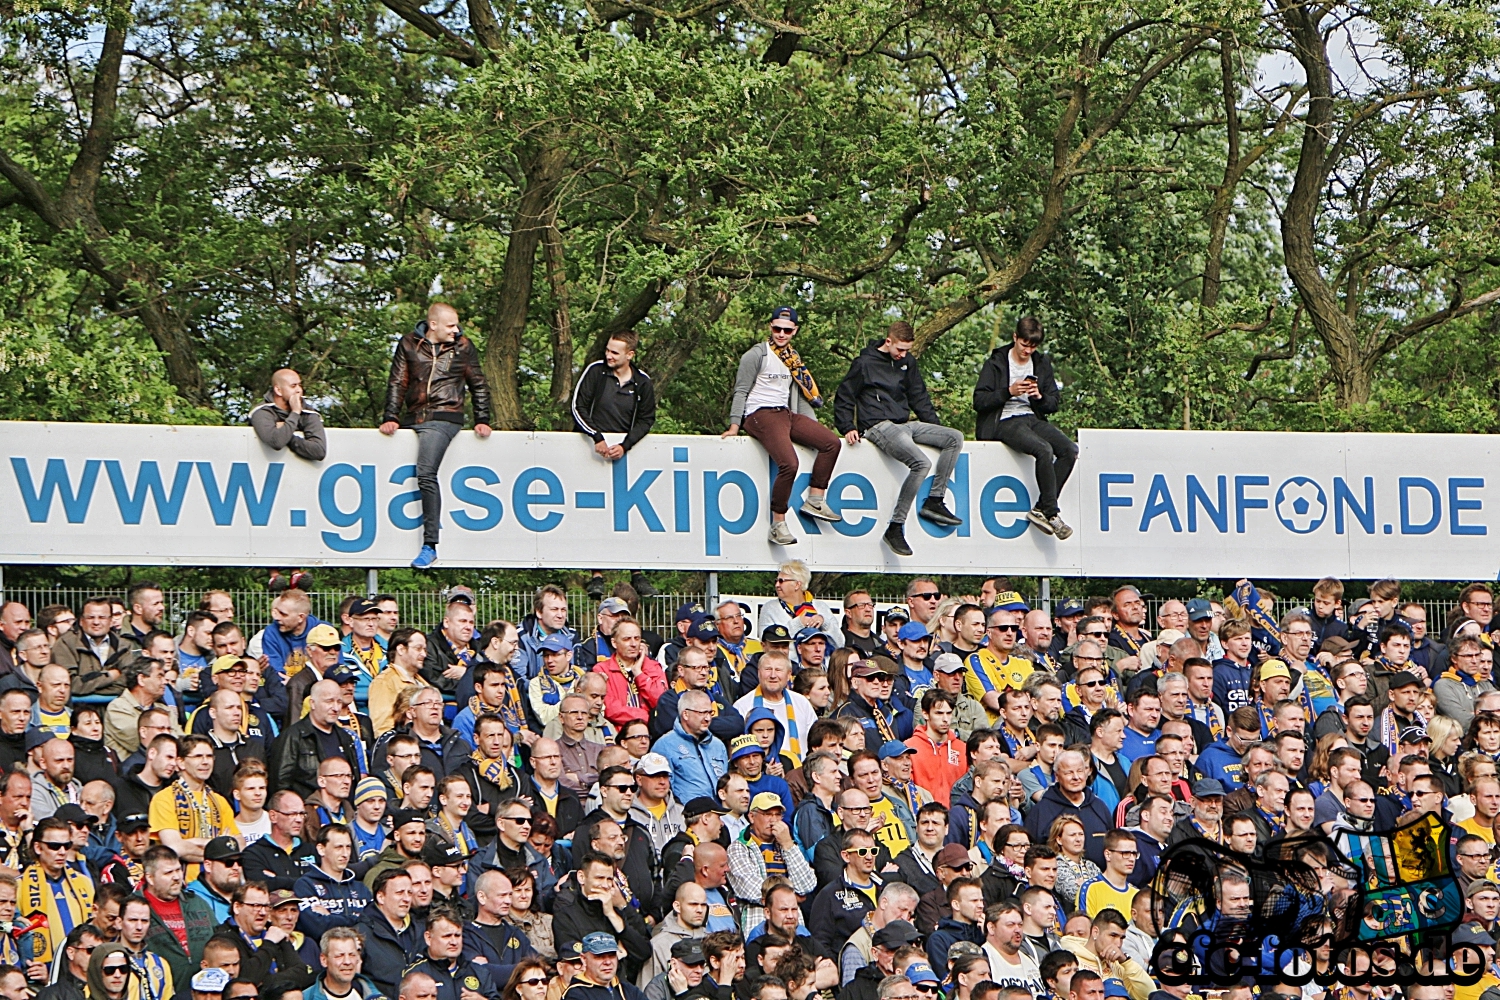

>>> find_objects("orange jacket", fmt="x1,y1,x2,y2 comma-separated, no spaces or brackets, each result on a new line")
906,726,968,807
593,655,668,728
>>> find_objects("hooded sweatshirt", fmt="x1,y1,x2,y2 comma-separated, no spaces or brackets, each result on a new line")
291,864,373,939
741,707,795,813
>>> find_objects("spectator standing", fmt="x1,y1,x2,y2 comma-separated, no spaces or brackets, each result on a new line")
834,321,965,556
250,368,327,460
723,306,843,546
369,627,433,734
270,679,360,800
19,817,95,969
150,735,241,884
423,597,478,694
972,316,1075,539
595,618,668,731
263,589,324,690
379,301,493,569
518,586,577,685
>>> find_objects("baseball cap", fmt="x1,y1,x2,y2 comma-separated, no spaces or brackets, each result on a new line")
688,617,720,641
1192,778,1226,798
1055,599,1085,618
934,652,965,674
1104,980,1131,999
1388,670,1425,691
54,804,91,827
421,838,467,868
1469,879,1500,898
884,606,910,623
761,624,792,645
598,597,630,616
1185,598,1213,621
946,942,983,962
23,729,55,752
1400,726,1432,745
992,591,1030,612
390,808,427,830
934,843,972,869
191,969,231,993
749,792,785,813
768,306,800,325
730,735,765,762
671,939,707,965
896,621,929,643
878,740,916,760
675,602,706,623
539,632,574,654
1452,922,1496,947
1258,659,1291,681
307,624,342,648
325,663,359,686
354,776,388,805
446,586,476,607
684,796,729,820
872,920,921,949
581,931,619,955
118,812,150,834
270,888,300,909
635,753,671,776
348,598,380,617
211,654,247,675
852,660,895,679
905,962,940,986
793,626,828,646
203,835,243,862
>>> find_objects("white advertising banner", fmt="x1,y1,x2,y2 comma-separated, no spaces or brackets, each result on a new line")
0,422,1076,573
3,422,1495,578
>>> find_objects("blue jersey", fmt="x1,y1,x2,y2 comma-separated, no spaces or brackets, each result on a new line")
1120,726,1158,767
1196,740,1245,790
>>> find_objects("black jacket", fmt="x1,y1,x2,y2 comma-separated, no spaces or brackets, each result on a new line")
813,836,893,892
382,323,492,426
833,340,941,434
838,965,887,1000
372,723,472,780
972,347,1061,439
454,757,534,842
552,895,653,980
357,904,425,998
571,360,657,451
808,873,876,959
421,627,471,693
403,955,500,1000
112,766,169,819
242,834,316,891
36,971,85,1000
269,715,360,799
568,809,660,919
216,916,316,987
70,733,120,786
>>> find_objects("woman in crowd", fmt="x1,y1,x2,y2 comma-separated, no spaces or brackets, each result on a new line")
501,957,552,1000
1464,711,1500,758
1428,714,1465,796
1048,813,1101,910
792,668,833,718
70,706,120,786
505,867,554,960
826,648,860,712
1306,732,1348,798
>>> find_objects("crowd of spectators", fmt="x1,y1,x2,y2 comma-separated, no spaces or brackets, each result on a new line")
0,569,1492,1000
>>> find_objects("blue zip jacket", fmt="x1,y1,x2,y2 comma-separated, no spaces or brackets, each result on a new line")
293,865,373,939
1195,739,1246,790
650,720,729,804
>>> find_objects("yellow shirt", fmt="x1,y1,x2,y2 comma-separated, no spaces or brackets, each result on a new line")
1456,971,1499,1000
870,796,911,856
1460,816,1496,844
964,648,1035,721
148,781,241,883
1078,873,1139,919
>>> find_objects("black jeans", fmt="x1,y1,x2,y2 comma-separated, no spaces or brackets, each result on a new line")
414,419,461,546
994,415,1076,515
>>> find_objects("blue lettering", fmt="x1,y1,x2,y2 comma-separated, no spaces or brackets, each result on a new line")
104,460,192,525
1139,474,1182,532
917,454,970,538
196,462,282,526
10,458,100,523
513,467,565,532
826,473,877,536
451,466,504,530
1450,478,1485,536
1234,475,1269,533
613,455,663,532
789,472,822,535
388,465,422,530
1400,477,1441,534
1187,475,1227,533
703,471,757,556
318,464,376,552
674,469,690,532
980,476,1031,539
1099,473,1134,531
1334,476,1374,534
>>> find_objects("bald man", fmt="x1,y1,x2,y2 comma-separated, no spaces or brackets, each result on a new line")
380,302,493,569
640,881,708,986
250,368,327,460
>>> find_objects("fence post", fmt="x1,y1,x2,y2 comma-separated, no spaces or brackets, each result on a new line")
707,572,719,609
367,569,378,597
1040,577,1051,615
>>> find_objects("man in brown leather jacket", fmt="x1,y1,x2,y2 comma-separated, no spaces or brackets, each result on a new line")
380,302,493,568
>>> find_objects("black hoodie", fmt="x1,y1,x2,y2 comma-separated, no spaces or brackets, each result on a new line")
833,339,941,434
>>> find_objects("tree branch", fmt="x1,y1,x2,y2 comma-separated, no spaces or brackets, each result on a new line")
379,0,482,65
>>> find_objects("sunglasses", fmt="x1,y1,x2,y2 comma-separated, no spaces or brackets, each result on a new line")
847,847,879,857
503,815,533,825
102,965,129,974
1078,679,1107,688
1083,631,1109,638
989,624,1020,633
519,979,549,987
770,325,797,333
36,841,72,851
606,783,637,792
910,592,941,602
915,986,941,994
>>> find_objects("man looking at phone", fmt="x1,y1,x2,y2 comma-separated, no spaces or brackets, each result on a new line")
973,315,1076,539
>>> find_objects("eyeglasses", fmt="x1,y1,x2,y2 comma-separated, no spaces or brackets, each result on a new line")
846,602,874,610
843,805,874,815
503,815,533,825
910,592,940,602
1350,796,1375,804
847,847,879,857
519,980,549,988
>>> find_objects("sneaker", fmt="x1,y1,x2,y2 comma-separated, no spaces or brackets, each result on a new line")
883,522,913,556
411,545,438,569
630,572,658,598
586,574,607,600
800,496,842,522
768,521,797,546
1049,513,1074,540
918,497,963,527
1025,509,1055,535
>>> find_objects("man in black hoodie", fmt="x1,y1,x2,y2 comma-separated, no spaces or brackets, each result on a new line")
833,321,964,557
972,315,1075,540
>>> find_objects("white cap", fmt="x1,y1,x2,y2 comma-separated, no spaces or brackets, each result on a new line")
635,752,672,776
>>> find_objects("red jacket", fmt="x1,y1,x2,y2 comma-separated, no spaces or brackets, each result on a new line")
906,726,968,807
594,655,668,727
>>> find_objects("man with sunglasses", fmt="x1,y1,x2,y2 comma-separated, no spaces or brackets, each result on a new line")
973,315,1074,538
20,816,96,970
184,836,245,926
965,599,1035,726
1060,659,1111,747
808,827,882,960
35,923,101,1000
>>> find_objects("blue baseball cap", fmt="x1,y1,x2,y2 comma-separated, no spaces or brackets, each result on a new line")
897,621,929,643
539,632,574,654
1055,598,1085,618
768,306,800,325
878,740,916,761
688,615,719,641
1185,598,1213,621
793,627,828,646
905,963,940,986
675,602,706,622
884,606,910,623
1104,980,1130,999
580,931,618,955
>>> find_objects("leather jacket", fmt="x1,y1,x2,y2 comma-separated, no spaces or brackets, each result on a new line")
382,321,492,426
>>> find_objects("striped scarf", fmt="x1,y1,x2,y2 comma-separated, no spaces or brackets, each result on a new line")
769,340,822,407
718,640,747,690
1380,706,1425,755
1001,724,1036,756
1227,579,1283,646
673,678,721,718
172,780,228,839
469,676,525,734
887,778,921,819
754,691,803,764
131,949,171,1000
536,662,586,706
755,836,789,880
1108,626,1147,656
437,813,479,856
338,716,369,774
19,864,93,967
471,748,514,791
612,656,647,710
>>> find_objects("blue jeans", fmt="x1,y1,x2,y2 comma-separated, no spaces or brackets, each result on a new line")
862,419,965,524
414,420,461,546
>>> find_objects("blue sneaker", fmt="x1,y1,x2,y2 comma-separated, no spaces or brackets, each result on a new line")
411,545,438,569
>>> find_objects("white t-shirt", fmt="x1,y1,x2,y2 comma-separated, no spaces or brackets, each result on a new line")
237,810,272,845
1001,353,1035,420
984,942,1043,994
745,349,792,416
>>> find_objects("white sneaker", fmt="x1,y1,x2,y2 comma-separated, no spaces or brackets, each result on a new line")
1026,508,1055,535
800,497,842,522
1049,513,1074,540
768,521,797,545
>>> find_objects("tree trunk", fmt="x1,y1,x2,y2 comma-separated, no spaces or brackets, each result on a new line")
481,143,568,429
543,218,575,417
642,279,732,390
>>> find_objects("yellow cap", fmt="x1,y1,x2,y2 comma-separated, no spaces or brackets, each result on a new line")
749,792,785,813
210,655,245,676
1258,659,1291,681
306,624,342,648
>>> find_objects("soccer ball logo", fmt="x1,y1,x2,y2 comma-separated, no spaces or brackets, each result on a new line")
1275,477,1327,534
